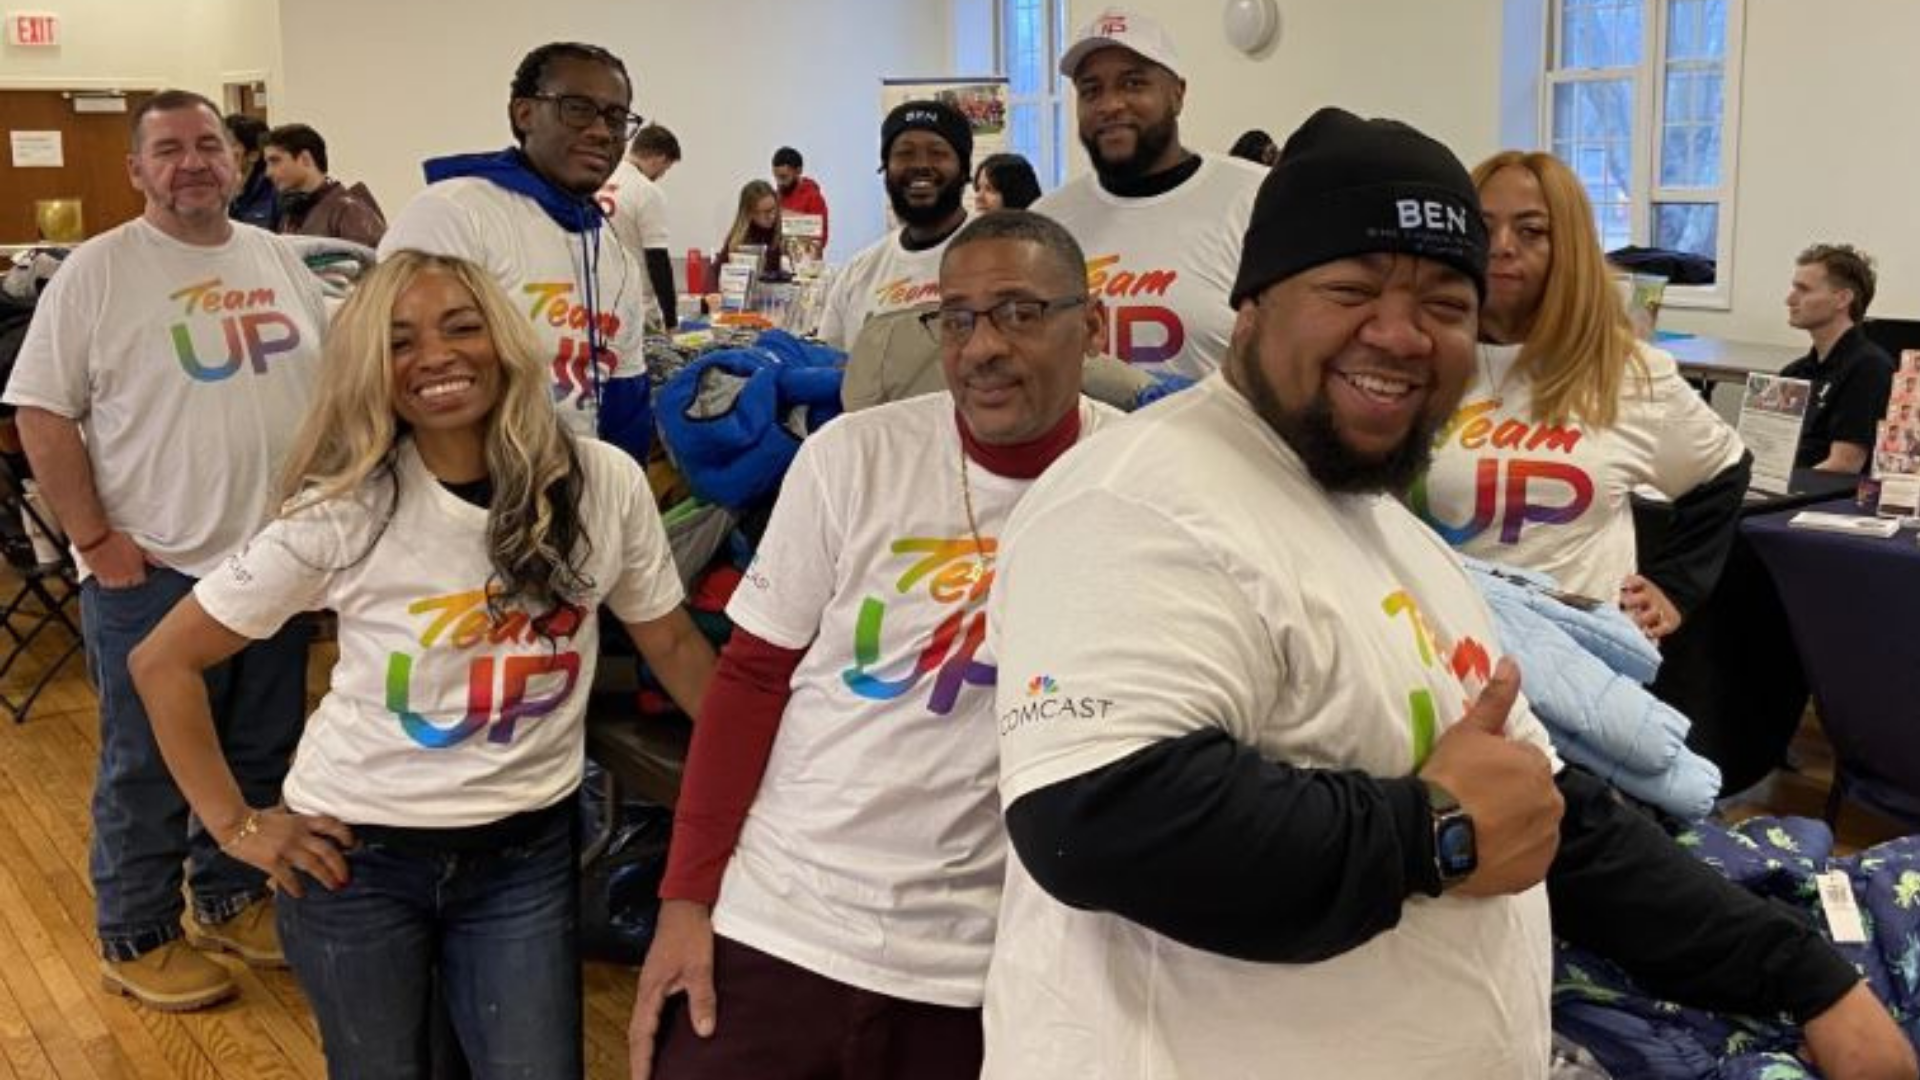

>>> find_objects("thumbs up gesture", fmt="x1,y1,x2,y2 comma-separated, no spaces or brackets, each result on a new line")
1418,658,1564,898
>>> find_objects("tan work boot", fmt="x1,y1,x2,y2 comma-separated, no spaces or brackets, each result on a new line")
187,896,286,968
100,939,237,1012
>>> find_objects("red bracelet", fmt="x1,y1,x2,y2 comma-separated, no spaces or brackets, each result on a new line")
73,529,114,554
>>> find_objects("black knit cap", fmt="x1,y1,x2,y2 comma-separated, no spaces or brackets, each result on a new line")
1229,107,1488,308
880,99,974,176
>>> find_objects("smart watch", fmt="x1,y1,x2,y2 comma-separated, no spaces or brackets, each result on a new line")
1423,778,1477,890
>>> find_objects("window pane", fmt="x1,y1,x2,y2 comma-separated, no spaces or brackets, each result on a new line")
1002,0,1046,95
1665,0,1724,62
1009,101,1043,172
1552,78,1635,220
1558,0,1643,68
1660,64,1722,186
1653,201,1718,257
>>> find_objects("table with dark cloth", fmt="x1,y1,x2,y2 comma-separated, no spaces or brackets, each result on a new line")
1742,498,1920,823
1633,470,1859,794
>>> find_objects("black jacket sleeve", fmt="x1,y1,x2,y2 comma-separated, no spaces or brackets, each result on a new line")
1639,450,1752,617
1003,727,1439,963
645,248,678,329
1548,767,1859,1022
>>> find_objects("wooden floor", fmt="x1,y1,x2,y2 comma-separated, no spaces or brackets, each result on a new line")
0,601,1909,1077
0,630,640,1079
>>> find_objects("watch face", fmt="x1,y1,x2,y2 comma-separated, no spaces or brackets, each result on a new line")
1436,816,1477,879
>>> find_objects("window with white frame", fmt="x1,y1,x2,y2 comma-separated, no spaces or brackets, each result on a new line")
998,0,1069,186
1545,0,1741,297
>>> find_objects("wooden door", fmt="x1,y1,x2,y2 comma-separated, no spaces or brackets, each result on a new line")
0,90,153,243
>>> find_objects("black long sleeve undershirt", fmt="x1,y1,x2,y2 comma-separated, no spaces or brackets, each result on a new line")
1549,766,1858,1022
1004,728,1439,964
1008,734,1858,1022
1639,451,1752,617
645,247,678,330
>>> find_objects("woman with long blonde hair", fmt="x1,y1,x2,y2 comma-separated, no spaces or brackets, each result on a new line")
1411,150,1749,639
129,251,714,1077
716,179,784,279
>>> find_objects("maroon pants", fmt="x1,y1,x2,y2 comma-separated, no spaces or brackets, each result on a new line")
651,935,983,1080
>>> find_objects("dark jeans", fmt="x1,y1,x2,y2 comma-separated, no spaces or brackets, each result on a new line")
652,935,983,1080
278,807,582,1080
82,568,310,960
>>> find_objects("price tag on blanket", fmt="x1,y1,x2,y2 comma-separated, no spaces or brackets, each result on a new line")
1815,871,1868,944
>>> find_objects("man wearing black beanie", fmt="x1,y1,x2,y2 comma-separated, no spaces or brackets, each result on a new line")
980,107,1913,1079
814,99,974,348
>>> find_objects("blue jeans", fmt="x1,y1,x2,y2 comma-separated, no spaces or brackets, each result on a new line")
278,807,582,1080
83,568,311,960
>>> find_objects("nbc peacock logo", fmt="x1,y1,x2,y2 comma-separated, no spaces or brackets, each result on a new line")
1027,675,1059,697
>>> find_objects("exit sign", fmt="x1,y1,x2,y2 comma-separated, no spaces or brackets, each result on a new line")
6,12,59,47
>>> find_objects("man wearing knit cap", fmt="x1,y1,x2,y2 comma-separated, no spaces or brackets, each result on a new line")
1034,5,1264,378
982,108,1914,1079
814,99,974,348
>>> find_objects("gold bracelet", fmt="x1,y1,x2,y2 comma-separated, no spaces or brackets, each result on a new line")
221,809,263,852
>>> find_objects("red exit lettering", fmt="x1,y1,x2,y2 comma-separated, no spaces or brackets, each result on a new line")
9,14,59,47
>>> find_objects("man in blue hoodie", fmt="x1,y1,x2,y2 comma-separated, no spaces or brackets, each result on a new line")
381,41,655,460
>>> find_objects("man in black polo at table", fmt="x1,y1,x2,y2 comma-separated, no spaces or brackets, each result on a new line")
1782,242,1895,473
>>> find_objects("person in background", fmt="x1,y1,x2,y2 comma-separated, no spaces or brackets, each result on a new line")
972,152,1043,212
628,210,1120,1080
601,124,683,328
1229,128,1280,166
1411,149,1751,641
981,106,1912,1080
813,100,973,348
772,146,829,256
131,252,714,1078
5,89,327,1012
380,41,655,463
1782,242,1895,473
1036,7,1266,378
716,180,784,282
263,123,387,248
225,112,278,230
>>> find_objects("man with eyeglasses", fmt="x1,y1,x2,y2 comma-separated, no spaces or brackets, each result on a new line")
381,41,656,461
814,99,974,349
626,210,1118,1080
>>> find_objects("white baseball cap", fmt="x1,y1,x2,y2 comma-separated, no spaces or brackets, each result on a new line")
1058,7,1183,80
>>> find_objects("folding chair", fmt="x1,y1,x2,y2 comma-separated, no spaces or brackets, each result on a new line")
0,454,85,722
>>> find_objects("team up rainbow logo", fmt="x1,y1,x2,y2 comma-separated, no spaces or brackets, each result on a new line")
1027,675,1058,696
841,535,997,715
168,277,304,383
1409,397,1595,546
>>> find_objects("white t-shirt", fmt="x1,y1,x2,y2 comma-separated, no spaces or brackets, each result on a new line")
1413,341,1746,601
598,159,671,252
1033,153,1264,379
714,392,1116,1007
380,177,651,440
2,218,326,579
984,376,1555,1080
194,437,682,827
814,221,961,348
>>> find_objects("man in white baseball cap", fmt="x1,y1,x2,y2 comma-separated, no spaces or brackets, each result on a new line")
1034,6,1265,380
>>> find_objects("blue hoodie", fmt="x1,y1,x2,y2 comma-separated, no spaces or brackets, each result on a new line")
420,148,653,461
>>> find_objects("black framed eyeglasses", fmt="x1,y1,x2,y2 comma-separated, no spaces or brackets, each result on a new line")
919,296,1087,345
526,93,643,140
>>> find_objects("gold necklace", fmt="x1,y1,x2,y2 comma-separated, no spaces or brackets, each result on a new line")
1480,344,1505,408
958,440,992,587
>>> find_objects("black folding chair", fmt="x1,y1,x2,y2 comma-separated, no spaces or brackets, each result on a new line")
0,454,85,722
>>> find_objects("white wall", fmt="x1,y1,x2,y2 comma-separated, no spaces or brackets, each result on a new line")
277,0,952,261
1658,1,1920,344
0,0,281,97
1060,0,1506,180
